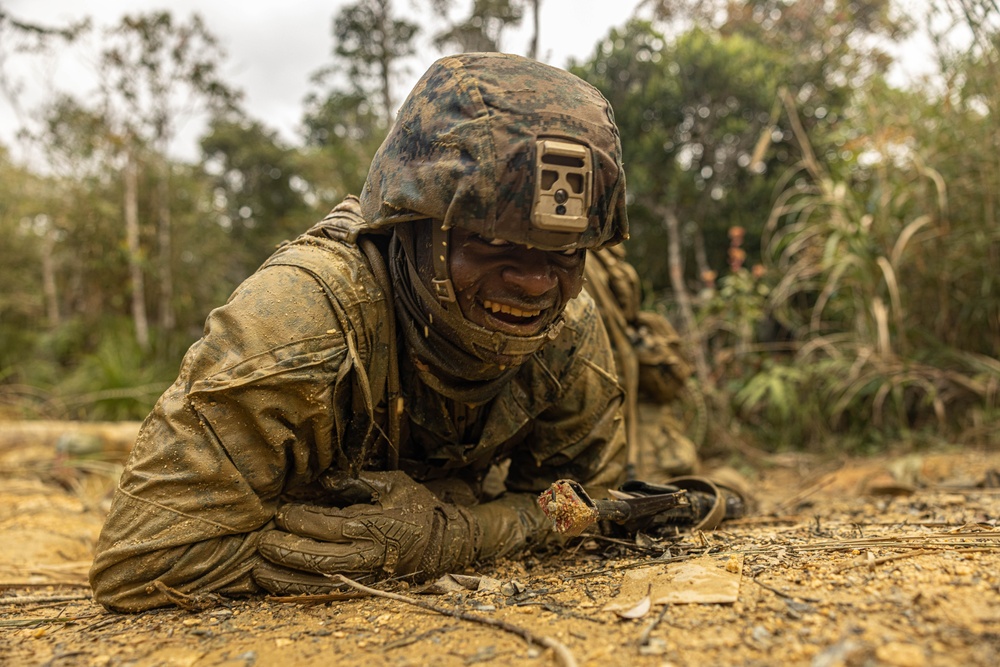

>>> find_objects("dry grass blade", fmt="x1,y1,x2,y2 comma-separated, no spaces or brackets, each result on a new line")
779,87,824,182
910,154,949,217
872,296,891,358
875,255,905,344
890,214,935,268
796,332,853,361
765,528,1000,555
834,548,935,572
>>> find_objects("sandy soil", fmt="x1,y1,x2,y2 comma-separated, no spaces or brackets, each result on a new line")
2,423,999,667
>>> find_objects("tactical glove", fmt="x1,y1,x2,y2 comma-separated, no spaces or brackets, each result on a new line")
253,471,548,596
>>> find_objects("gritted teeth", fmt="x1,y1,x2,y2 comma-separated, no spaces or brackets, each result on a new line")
482,299,541,319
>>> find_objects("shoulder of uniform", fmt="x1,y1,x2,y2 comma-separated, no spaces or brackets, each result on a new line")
260,222,387,313
534,290,608,367
299,195,389,245
517,289,617,409
562,289,601,334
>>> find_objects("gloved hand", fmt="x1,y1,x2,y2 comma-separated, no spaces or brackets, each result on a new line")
252,471,550,596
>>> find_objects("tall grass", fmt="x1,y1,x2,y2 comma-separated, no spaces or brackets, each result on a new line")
692,87,1000,453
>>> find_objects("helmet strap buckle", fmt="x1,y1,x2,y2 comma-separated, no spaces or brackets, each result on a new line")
432,278,457,303
431,223,458,304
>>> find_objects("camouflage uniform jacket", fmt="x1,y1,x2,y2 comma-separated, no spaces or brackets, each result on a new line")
89,204,627,611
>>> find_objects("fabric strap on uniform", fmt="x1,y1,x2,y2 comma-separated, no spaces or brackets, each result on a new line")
358,236,401,469
431,222,457,304
584,251,640,479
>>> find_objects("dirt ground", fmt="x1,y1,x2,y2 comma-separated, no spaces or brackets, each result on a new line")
2,422,1000,667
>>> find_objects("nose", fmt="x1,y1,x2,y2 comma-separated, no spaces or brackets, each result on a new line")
501,253,558,297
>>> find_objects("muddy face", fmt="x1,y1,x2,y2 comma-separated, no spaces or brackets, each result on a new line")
448,227,585,337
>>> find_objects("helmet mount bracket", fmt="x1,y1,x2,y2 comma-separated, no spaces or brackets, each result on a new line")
531,139,592,234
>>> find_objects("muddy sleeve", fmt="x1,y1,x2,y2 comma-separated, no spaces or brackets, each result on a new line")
90,265,351,612
504,294,628,499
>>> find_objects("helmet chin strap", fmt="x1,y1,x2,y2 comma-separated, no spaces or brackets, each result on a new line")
400,223,565,368
430,222,458,306
431,221,566,361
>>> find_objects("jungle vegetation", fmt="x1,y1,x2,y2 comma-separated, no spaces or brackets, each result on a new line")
1,0,997,456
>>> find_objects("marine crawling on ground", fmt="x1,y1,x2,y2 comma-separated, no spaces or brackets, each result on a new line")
90,53,740,612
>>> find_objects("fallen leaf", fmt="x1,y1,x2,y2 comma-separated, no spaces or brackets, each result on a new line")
475,576,502,593
417,574,514,595
614,588,651,619
417,574,472,594
603,554,744,612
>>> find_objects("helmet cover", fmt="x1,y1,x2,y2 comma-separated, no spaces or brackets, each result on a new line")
360,52,628,251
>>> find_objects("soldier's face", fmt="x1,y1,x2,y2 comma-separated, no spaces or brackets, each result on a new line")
448,227,586,337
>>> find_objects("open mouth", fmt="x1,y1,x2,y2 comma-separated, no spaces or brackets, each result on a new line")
481,299,546,328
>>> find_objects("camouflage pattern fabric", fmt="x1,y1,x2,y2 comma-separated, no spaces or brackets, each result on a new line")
89,198,627,611
90,54,632,611
360,53,627,251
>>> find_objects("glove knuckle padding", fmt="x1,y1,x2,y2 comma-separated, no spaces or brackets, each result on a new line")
343,513,424,574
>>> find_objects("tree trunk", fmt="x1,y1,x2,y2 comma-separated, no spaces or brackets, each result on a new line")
692,223,712,283
663,205,711,386
156,158,175,332
377,0,393,122
124,147,150,351
41,223,60,327
528,0,541,60
380,58,392,123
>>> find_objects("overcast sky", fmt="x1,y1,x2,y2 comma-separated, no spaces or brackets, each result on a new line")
3,0,940,167
1,1,645,162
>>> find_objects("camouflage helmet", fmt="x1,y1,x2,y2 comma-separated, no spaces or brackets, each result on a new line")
360,52,628,251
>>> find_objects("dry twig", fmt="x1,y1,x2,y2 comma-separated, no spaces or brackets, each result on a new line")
149,580,222,611
772,476,837,514
0,593,91,606
0,616,79,628
383,625,457,650
834,548,939,572
266,591,367,604
752,578,822,602
0,582,91,591
638,605,669,647
330,574,579,667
